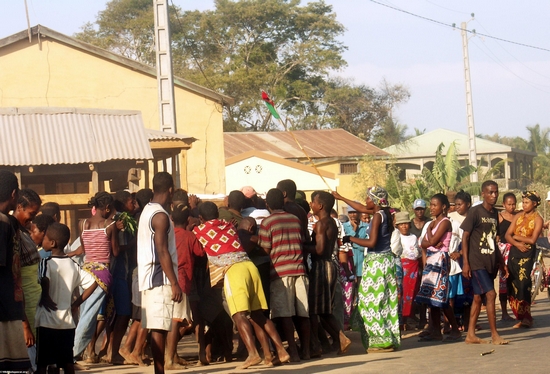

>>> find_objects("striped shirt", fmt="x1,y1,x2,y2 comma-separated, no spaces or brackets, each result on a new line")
258,211,305,279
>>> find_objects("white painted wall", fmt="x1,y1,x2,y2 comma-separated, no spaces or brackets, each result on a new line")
226,156,339,195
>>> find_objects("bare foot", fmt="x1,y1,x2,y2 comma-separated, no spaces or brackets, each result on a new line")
277,348,291,364
491,336,509,345
338,331,352,355
110,354,126,366
73,363,90,371
165,362,187,370
130,353,148,367
175,356,189,366
236,355,262,370
465,336,489,344
513,321,522,329
118,349,136,365
198,351,209,366
500,315,514,321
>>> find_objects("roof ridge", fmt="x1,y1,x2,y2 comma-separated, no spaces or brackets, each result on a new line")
0,25,234,106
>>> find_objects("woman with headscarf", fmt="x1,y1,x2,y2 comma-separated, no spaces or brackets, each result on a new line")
333,187,400,353
505,191,543,328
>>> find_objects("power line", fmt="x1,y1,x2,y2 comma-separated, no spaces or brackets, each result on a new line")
369,0,550,53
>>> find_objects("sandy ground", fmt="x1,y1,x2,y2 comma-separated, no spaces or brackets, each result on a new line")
77,257,550,374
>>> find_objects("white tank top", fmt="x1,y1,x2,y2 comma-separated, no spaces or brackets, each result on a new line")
137,202,177,291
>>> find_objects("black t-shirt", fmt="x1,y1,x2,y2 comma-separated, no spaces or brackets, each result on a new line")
460,204,499,275
410,217,430,239
0,212,24,321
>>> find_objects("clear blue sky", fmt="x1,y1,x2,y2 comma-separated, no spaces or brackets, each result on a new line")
2,0,550,140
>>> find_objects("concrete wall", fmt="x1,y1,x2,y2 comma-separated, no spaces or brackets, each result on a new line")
226,156,338,196
0,37,225,194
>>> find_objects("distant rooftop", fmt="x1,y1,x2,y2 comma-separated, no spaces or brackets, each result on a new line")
224,129,388,159
384,128,537,158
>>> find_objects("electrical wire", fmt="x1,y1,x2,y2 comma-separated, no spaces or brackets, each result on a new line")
473,18,550,82
370,0,550,52
470,39,550,94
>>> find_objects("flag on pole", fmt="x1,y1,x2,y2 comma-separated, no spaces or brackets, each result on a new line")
261,91,280,119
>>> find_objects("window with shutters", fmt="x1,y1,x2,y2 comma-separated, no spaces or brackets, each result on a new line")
340,163,358,174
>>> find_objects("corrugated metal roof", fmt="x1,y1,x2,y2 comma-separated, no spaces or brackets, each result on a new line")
224,129,388,159
146,128,196,143
0,107,153,166
383,128,538,158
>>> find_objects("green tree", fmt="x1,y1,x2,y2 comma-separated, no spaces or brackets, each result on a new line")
76,0,410,135
76,0,158,64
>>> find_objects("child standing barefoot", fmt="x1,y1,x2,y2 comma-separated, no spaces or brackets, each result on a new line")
35,223,96,374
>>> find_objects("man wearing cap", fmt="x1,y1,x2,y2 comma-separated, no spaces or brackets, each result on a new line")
410,199,430,239
342,205,368,282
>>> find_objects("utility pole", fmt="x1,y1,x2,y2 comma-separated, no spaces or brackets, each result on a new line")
461,21,478,182
153,0,180,185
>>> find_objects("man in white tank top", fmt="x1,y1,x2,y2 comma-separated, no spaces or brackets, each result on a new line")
137,172,182,374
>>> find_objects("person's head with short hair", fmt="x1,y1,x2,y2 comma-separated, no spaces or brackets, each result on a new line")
311,191,335,215
227,190,246,211
276,179,297,202
43,222,71,252
40,202,61,222
135,188,153,209
172,188,189,207
265,188,285,211
30,214,55,246
198,201,219,222
153,172,174,194
361,213,370,223
115,190,136,214
455,190,472,216
0,170,19,211
502,192,517,215
171,203,190,227
239,217,257,234
15,188,42,227
481,180,499,207
430,193,450,217
152,172,174,208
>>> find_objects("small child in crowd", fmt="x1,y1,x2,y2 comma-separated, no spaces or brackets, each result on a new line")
35,223,96,374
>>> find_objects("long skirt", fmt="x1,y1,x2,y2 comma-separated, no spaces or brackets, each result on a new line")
339,259,355,329
507,247,534,321
401,258,420,317
498,242,511,294
415,250,450,308
352,252,400,349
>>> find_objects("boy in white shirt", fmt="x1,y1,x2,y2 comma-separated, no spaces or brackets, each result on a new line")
35,223,95,374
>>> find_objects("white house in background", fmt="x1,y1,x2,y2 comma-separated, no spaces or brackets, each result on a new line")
225,150,339,196
383,128,537,190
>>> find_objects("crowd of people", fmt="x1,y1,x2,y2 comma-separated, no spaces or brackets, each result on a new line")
0,169,546,373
